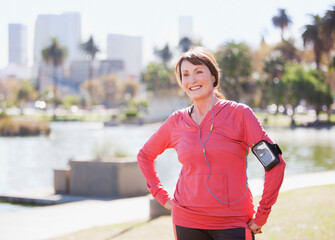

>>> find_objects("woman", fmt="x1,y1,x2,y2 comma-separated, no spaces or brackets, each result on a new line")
137,47,286,240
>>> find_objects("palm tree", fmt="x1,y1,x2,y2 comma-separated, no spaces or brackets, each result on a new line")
322,5,335,55
302,15,324,70
179,37,193,53
80,35,100,80
272,8,292,41
41,37,67,119
154,43,173,69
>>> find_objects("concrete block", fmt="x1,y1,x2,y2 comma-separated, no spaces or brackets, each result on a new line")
54,168,70,194
68,158,148,197
118,161,148,197
149,196,171,219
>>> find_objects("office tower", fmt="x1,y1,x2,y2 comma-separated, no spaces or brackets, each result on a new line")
107,34,143,80
8,23,28,65
178,16,193,40
33,12,81,65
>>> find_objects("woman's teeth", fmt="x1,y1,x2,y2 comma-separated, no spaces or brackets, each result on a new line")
190,86,201,91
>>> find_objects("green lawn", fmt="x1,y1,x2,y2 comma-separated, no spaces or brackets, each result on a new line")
48,185,335,240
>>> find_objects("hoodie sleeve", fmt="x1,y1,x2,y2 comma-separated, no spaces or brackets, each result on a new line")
240,104,286,226
137,113,177,206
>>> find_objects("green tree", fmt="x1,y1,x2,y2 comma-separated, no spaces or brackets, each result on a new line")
15,80,38,114
263,55,286,108
272,8,292,41
307,69,333,119
141,62,172,92
41,37,67,119
215,41,253,101
302,15,324,70
282,65,333,124
62,95,81,110
80,35,100,79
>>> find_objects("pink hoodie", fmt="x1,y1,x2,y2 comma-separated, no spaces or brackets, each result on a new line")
137,100,286,229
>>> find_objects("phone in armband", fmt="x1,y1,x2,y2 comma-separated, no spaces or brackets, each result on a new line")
251,140,282,171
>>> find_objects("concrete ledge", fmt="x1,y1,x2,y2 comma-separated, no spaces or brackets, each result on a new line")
149,196,171,219
58,158,149,198
54,168,70,194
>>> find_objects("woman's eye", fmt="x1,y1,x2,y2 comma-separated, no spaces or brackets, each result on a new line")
182,73,189,77
196,71,203,74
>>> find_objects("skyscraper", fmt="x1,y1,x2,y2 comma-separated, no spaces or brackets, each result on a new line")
33,12,81,65
8,23,28,65
178,16,193,41
107,34,143,80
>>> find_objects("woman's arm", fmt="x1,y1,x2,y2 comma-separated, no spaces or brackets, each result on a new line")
137,113,176,206
241,105,286,227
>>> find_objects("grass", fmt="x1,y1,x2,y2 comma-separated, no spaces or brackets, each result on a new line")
256,185,335,240
48,185,335,240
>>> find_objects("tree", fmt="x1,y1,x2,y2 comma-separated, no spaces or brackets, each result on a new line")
215,41,253,101
282,65,333,124
41,37,67,119
154,43,173,68
302,15,324,70
15,80,38,114
263,55,286,108
141,62,172,92
307,69,333,119
322,5,335,54
179,37,193,53
275,39,301,63
272,8,292,41
80,35,100,80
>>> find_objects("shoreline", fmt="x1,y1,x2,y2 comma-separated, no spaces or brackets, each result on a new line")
0,170,334,239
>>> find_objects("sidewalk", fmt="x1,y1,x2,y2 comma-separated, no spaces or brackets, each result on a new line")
0,170,334,240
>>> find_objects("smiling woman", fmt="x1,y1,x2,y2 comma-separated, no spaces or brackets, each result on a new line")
137,47,286,240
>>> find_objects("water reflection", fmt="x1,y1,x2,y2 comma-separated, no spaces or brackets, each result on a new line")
0,123,334,195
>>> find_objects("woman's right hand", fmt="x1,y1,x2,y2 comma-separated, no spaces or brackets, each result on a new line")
164,198,173,211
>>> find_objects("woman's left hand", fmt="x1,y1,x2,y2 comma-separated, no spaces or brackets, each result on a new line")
164,198,173,211
248,219,262,234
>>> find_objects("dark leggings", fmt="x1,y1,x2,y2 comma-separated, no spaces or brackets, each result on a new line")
174,225,255,240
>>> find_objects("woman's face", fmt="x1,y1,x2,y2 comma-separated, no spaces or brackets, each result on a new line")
180,60,214,102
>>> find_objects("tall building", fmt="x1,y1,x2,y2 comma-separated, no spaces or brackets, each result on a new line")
69,60,124,84
107,34,143,80
178,16,193,41
8,23,28,65
33,12,81,65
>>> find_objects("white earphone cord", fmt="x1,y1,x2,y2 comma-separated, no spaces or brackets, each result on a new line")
193,87,250,204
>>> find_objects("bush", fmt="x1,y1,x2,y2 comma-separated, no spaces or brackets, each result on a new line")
0,117,50,136
124,109,139,119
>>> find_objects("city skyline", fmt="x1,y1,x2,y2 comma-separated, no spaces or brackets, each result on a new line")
8,23,28,65
0,0,334,69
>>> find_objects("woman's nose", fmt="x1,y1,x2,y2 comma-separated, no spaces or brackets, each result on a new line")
189,73,196,82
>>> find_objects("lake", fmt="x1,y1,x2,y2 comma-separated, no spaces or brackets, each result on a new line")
0,122,334,211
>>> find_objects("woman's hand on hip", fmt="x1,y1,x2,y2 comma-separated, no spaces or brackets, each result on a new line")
164,198,173,211
248,219,262,234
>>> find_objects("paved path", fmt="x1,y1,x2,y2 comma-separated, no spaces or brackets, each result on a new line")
0,170,334,240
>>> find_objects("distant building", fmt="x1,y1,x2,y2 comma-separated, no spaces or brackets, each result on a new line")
178,16,193,41
33,12,81,65
69,61,91,84
98,60,124,76
69,60,124,84
8,23,28,65
0,64,32,80
107,34,143,80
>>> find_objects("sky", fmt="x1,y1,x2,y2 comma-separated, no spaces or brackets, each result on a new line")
0,0,334,69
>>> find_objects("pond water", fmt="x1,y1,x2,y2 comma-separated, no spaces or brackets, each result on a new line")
0,122,334,212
